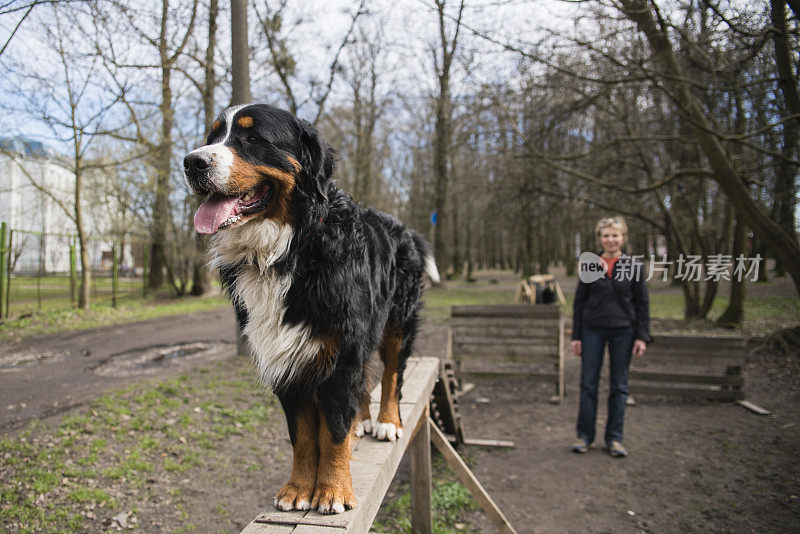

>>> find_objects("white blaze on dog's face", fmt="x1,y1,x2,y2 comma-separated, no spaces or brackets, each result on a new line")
183,104,303,234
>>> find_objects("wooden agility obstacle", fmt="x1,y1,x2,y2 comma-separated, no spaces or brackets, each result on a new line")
627,335,748,400
449,305,567,403
240,356,518,534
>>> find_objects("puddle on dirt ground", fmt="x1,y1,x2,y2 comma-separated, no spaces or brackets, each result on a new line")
0,351,68,371
91,341,234,377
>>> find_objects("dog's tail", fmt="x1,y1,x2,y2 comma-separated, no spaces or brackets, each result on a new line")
412,233,441,285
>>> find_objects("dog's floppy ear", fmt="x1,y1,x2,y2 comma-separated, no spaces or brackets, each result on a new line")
298,119,335,201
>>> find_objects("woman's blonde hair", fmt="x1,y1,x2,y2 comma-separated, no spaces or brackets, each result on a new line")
595,216,628,245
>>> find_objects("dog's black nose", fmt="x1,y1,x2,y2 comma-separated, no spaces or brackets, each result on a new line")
184,152,212,174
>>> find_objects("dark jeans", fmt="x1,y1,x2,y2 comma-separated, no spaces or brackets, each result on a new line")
577,325,634,445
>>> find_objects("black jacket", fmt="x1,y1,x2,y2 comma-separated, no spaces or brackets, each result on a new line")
572,254,651,342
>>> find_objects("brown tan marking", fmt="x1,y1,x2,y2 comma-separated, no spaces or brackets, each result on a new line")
211,119,221,131
377,330,402,430
228,148,298,225
312,410,356,513
237,116,254,128
286,156,302,174
275,403,319,510
315,335,338,371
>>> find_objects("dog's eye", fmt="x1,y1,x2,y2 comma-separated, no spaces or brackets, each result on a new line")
246,135,259,145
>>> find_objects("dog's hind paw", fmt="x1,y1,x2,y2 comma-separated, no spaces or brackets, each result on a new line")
373,422,403,442
354,419,373,438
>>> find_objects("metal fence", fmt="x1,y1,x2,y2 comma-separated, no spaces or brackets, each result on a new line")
0,222,152,318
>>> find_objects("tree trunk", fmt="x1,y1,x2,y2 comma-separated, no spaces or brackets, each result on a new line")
432,0,463,273
191,0,218,296
620,0,800,297
231,0,251,105
148,1,175,291
75,165,91,310
717,214,746,327
433,74,450,273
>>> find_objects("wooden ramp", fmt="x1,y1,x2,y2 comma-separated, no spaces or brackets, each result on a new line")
450,305,566,402
240,357,517,533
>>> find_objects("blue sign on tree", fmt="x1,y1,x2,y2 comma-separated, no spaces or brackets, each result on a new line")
430,210,437,226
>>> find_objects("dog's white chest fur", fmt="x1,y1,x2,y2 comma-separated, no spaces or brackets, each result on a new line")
210,219,321,389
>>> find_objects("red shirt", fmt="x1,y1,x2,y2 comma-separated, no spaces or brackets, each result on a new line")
601,256,619,278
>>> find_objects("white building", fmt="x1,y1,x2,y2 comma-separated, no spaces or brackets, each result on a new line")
0,137,77,273
0,137,136,275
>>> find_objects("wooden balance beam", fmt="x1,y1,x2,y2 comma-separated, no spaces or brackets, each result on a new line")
240,356,517,534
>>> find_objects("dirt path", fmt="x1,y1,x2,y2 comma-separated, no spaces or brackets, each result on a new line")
0,308,237,430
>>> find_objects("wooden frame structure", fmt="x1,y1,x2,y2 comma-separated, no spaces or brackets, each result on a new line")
241,357,518,533
627,335,747,400
449,305,566,402
514,274,566,306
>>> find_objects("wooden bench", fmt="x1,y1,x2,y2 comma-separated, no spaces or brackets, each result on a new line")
628,335,747,400
240,356,518,533
449,305,566,402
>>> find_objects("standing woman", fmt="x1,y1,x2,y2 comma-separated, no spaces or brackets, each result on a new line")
571,217,651,457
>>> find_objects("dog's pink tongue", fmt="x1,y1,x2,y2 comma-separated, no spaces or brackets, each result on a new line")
194,193,239,234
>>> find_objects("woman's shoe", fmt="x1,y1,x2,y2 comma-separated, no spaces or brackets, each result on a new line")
571,439,590,453
607,441,628,457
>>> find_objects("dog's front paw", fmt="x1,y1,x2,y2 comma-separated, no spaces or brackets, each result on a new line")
312,484,356,514
274,483,313,511
373,422,403,442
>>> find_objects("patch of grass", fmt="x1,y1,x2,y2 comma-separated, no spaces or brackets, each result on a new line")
137,435,160,451
372,452,479,533
422,285,517,324
0,357,285,533
67,487,116,507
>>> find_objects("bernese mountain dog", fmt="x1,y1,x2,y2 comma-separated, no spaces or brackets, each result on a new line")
183,103,439,515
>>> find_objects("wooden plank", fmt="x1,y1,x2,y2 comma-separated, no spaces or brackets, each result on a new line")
455,369,559,382
453,343,559,357
429,419,519,534
645,348,747,359
453,324,560,337
637,353,746,365
628,384,745,400
629,371,744,387
453,334,558,346
452,304,561,318
737,400,772,415
243,357,439,533
462,437,515,448
452,317,560,330
554,280,567,306
410,406,433,533
241,521,296,534
646,335,746,348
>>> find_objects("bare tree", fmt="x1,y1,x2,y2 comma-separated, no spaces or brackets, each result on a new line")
230,0,251,105
92,0,199,291
431,0,465,273
617,0,800,296
2,2,127,309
